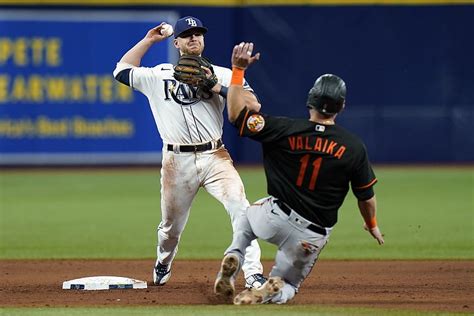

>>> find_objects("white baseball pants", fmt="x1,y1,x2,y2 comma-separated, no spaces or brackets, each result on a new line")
226,196,330,303
157,146,263,278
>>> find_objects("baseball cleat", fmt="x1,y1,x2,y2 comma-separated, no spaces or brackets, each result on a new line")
234,276,284,305
214,254,239,300
153,262,171,285
245,273,267,289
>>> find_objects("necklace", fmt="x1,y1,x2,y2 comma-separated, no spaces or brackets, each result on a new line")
316,119,335,125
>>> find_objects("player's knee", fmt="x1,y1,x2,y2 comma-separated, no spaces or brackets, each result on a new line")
226,201,249,217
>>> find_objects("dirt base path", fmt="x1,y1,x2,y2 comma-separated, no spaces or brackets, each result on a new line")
1,259,472,312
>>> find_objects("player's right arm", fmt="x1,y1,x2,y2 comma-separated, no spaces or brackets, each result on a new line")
351,145,384,245
358,196,384,245
120,23,168,66
114,23,168,87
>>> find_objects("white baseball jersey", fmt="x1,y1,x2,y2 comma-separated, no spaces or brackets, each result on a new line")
113,62,254,145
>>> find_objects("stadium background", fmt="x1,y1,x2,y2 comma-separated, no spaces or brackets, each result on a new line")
1,0,473,165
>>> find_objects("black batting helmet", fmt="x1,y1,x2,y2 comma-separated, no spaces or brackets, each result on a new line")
306,74,346,115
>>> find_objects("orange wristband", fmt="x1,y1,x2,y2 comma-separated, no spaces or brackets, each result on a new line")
366,217,377,229
230,67,245,86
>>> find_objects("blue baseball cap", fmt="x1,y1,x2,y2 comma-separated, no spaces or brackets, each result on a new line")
174,16,208,38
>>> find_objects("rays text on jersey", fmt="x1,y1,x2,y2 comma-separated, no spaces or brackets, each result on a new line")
163,79,212,106
288,136,346,159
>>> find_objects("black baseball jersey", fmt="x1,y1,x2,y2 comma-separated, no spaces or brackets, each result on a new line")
234,108,377,228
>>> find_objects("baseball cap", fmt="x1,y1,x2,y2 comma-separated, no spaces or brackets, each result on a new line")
174,16,208,38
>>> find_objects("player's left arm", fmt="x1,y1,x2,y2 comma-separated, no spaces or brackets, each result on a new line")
240,89,261,112
210,83,260,111
228,42,261,123
205,65,260,112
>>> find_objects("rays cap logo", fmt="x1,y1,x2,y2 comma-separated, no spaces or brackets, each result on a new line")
174,16,208,38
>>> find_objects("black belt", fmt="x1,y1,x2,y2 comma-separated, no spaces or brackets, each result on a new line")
167,139,222,153
274,199,326,236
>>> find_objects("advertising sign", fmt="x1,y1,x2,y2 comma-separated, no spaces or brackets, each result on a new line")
0,10,179,164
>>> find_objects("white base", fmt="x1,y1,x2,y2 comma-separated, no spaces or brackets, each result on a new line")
62,276,147,290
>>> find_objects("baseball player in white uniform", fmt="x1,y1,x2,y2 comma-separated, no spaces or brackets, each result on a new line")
113,16,265,288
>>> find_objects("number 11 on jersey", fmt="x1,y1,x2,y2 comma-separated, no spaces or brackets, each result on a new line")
296,155,323,190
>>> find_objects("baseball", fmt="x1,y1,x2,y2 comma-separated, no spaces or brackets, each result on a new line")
160,24,174,37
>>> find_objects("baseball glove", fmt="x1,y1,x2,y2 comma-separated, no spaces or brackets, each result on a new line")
173,55,218,91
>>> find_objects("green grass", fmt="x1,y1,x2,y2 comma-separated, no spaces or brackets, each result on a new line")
0,305,464,316
0,166,473,259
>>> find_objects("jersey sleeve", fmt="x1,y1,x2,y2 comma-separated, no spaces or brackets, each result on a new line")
113,62,160,94
350,145,377,201
232,108,291,143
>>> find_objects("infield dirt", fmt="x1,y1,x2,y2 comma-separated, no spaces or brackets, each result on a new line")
1,259,472,312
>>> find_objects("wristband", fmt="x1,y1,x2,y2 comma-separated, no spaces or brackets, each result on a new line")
231,67,245,86
365,217,377,229
219,86,228,98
